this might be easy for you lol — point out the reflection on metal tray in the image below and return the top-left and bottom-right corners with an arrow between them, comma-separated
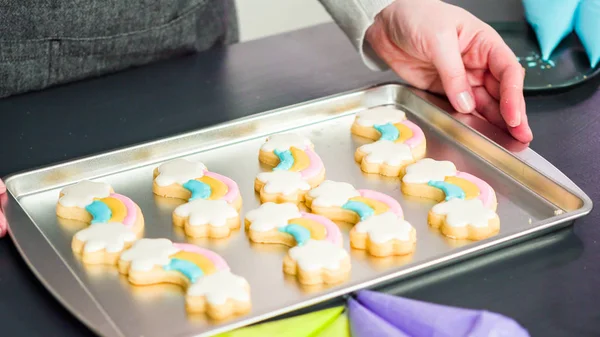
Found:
3,83 -> 592,337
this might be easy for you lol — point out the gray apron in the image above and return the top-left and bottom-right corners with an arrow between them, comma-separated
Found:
0,0 -> 238,98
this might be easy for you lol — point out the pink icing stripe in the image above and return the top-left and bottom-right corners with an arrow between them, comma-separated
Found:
401,120 -> 425,148
300,212 -> 342,245
173,243 -> 230,271
358,189 -> 403,218
456,172 -> 494,209
203,171 -> 240,203
109,193 -> 137,228
300,148 -> 324,179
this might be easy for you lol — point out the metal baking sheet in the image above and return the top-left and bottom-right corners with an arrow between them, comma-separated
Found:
3,83 -> 592,337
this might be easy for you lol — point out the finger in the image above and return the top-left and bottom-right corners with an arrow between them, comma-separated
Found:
430,31 -> 475,114
488,36 -> 525,127
467,69 -> 486,87
0,179 -> 5,194
472,86 -> 507,130
509,108 -> 533,143
474,86 -> 533,143
0,211 -> 6,237
484,71 -> 500,100
423,68 -> 486,95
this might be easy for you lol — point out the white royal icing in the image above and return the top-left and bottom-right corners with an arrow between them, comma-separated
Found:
355,106 -> 406,126
154,158 -> 207,187
74,223 -> 137,253
58,180 -> 111,208
432,198 -> 496,228
119,238 -> 180,271
308,180 -> 360,207
402,158 -> 457,184
187,270 -> 250,305
354,212 -> 413,243
256,171 -> 311,195
245,202 -> 302,232
358,140 -> 414,166
288,239 -> 348,272
260,133 -> 313,152
174,199 -> 238,227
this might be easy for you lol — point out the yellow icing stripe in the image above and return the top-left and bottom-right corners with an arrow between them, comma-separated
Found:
349,196 -> 389,215
98,197 -> 127,223
289,147 -> 310,172
197,176 -> 228,200
288,218 -> 327,240
393,123 -> 414,143
444,176 -> 480,199
169,251 -> 217,276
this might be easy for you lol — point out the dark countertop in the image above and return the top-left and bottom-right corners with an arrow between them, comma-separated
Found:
1,5 -> 600,337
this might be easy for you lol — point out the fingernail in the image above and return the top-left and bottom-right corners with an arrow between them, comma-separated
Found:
509,113 -> 521,127
526,127 -> 533,141
457,91 -> 475,113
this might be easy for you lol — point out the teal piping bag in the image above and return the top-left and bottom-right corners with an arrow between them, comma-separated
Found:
575,0 -> 600,68
522,0 -> 581,60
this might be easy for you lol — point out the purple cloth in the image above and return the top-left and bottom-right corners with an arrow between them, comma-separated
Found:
347,297 -> 410,337
355,290 -> 530,337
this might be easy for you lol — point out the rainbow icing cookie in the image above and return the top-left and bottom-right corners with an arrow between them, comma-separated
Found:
245,202 -> 350,285
401,158 -> 499,240
153,158 -> 242,210
118,239 -> 251,319
153,159 -> 242,238
255,133 -> 325,204
351,106 -> 426,177
173,199 -> 240,239
245,202 -> 342,247
305,180 -> 416,257
56,180 -> 144,265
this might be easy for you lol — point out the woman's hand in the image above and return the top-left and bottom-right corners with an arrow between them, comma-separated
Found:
0,179 -> 7,237
366,0 -> 532,143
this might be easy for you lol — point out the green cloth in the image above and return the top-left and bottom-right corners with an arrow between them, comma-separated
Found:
216,306 -> 344,337
314,312 -> 351,337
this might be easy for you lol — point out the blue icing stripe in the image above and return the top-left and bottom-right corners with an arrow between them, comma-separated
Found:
183,179 -> 212,200
163,259 -> 204,283
374,123 -> 399,141
342,200 -> 374,221
428,180 -> 465,201
279,224 -> 311,246
85,200 -> 111,224
273,149 -> 294,171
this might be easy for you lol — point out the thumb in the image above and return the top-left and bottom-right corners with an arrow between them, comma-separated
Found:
430,32 -> 475,114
